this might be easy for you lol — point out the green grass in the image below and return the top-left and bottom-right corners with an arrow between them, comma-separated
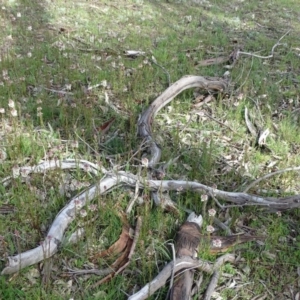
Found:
0,0 -> 300,299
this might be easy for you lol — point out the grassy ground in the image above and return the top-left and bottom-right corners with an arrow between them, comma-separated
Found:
0,0 -> 300,299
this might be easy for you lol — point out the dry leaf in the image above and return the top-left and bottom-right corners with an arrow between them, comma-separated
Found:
91,223 -> 131,261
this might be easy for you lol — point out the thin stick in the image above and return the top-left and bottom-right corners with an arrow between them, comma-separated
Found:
126,167 -> 142,214
147,55 -> 171,86
204,254 -> 237,300
203,112 -> 238,135
243,166 -> 300,192
167,243 -> 176,298
43,87 -> 74,95
203,270 -> 220,300
238,30 -> 291,59
74,131 -> 100,157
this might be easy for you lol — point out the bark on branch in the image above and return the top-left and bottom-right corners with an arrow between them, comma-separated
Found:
137,75 -> 228,167
2,169 -> 300,275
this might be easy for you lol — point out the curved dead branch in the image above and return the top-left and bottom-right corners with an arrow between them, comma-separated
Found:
137,75 -> 228,210
137,75 -> 228,167
3,169 -> 300,275
1,171 -> 119,275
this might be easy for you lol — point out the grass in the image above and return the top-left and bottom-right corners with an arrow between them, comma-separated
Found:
0,0 -> 300,299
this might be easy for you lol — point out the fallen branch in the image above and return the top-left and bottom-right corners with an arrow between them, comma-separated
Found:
137,74 -> 228,212
1,174 -> 120,275
1,159 -> 106,187
204,254 -> 236,300
2,169 -> 300,275
137,75 -> 228,167
128,256 -> 212,300
1,73 -> 299,282
170,213 -> 203,300
128,253 -> 235,300
112,172 -> 300,210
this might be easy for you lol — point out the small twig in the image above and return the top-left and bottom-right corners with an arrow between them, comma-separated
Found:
244,107 -> 257,137
209,189 -> 277,209
124,50 -> 146,58
66,267 -> 112,276
43,87 -> 74,95
213,253 -> 236,269
254,21 -> 268,28
259,279 -> 275,299
126,140 -> 148,165
147,55 -> 171,86
161,155 -> 181,173
238,30 -> 290,59
87,83 -> 103,91
102,129 -> 120,145
213,217 -> 232,235
209,190 -> 224,209
128,217 -> 142,259
243,166 -> 300,193
203,270 -> 220,300
126,167 -> 142,214
74,131 -> 100,156
203,112 -> 239,135
167,243 -> 176,298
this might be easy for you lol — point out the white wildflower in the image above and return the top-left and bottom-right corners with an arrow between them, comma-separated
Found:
12,165 -> 20,178
88,204 -> 97,212
80,209 -> 87,218
141,157 -> 148,167
212,239 -> 222,248
11,109 -> 18,117
207,225 -> 215,233
201,194 -> 208,202
208,208 -> 216,217
8,99 -> 15,108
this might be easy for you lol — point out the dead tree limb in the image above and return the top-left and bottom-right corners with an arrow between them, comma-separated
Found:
2,167 -> 300,275
128,253 -> 235,300
137,75 -> 228,167
170,213 -> 203,300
